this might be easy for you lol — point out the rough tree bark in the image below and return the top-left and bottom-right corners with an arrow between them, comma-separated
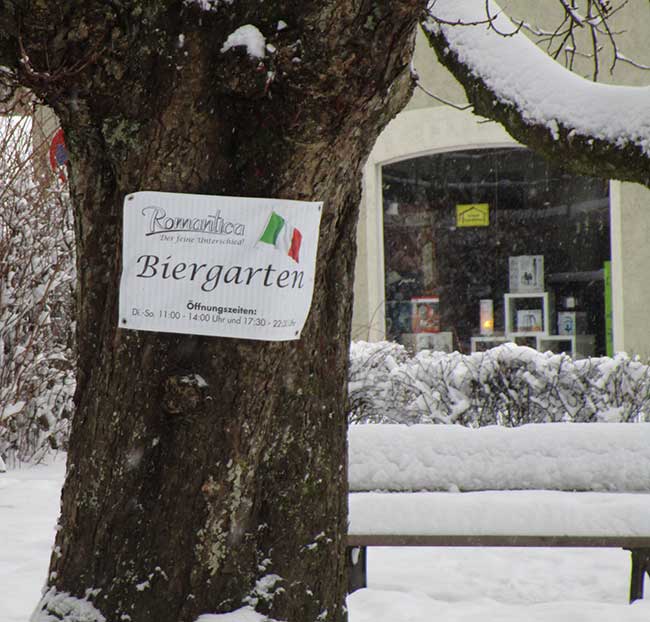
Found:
0,2 -> 423,621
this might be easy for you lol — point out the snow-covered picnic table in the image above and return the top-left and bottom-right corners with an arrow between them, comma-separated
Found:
347,423 -> 650,601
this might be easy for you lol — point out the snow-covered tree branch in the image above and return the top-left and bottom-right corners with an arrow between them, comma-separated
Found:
422,0 -> 650,187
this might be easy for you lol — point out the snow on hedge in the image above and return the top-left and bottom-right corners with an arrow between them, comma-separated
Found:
349,423 -> 650,492
349,341 -> 650,426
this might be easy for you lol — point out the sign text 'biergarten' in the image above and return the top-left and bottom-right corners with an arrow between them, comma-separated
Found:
118,191 -> 322,341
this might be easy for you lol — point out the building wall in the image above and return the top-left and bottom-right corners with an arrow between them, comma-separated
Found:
352,4 -> 650,358
610,181 -> 650,358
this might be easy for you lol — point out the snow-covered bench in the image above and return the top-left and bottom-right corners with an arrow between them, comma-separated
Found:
347,423 -> 650,602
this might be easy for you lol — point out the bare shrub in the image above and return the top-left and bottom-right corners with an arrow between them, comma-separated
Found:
349,341 -> 650,426
348,340 -> 411,424
0,104 -> 75,465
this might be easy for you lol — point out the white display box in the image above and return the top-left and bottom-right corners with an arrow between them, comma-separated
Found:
509,255 -> 544,293
402,331 -> 453,353
470,335 -> 509,353
504,292 -> 552,336
415,331 -> 453,353
516,309 -> 543,332
557,311 -> 588,335
511,336 -> 538,349
536,335 -> 595,359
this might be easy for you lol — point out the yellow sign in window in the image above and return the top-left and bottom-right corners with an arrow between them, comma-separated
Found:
456,203 -> 489,227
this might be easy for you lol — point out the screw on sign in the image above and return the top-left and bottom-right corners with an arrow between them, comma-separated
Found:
49,128 -> 68,182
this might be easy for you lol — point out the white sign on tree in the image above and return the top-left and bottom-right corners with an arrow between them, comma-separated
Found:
118,191 -> 322,341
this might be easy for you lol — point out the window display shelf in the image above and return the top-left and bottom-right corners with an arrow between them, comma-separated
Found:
380,149 -> 609,357
536,335 -> 595,359
504,292 -> 553,336
470,335 -> 509,353
403,331 -> 454,353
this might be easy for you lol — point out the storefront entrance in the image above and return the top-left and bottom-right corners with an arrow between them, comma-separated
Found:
382,147 -> 610,356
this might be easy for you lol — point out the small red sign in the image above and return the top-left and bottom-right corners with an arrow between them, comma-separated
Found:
49,128 -> 68,182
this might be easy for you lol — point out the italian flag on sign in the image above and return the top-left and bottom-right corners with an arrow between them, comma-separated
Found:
258,211 -> 303,263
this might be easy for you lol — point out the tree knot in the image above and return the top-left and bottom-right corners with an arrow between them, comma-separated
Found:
161,373 -> 208,416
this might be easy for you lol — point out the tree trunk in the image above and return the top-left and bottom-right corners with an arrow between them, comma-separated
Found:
10,3 -> 423,621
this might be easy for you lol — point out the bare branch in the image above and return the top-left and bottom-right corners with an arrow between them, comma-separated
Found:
426,0 -> 495,28
614,51 -> 650,71
410,65 -> 472,110
498,0 -> 644,80
16,30 -> 106,93
588,0 -> 601,80
483,0 -> 524,37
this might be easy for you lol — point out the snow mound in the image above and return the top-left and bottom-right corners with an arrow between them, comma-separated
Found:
349,423 -> 650,492
31,587 -> 106,622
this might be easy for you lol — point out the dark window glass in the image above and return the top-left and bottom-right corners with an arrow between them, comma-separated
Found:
382,147 -> 610,355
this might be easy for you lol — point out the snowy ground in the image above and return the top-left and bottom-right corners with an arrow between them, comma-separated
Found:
3,459 -> 650,622
1,457 -> 66,622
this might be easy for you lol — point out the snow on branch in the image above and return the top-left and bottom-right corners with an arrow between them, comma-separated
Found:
421,0 -> 650,187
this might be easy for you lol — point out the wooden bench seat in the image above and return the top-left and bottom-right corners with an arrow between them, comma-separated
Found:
346,423 -> 650,602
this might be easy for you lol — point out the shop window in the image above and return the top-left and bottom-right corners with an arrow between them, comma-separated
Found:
382,148 -> 610,356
